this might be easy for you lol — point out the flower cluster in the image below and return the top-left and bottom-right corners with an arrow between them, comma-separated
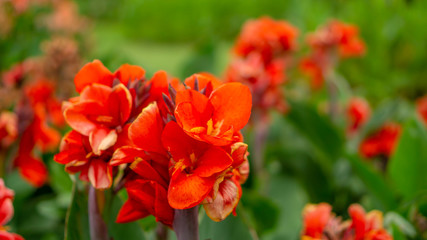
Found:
54,60 -> 252,226
300,20 -> 366,89
359,122 -> 401,159
0,179 -> 23,240
226,16 -> 298,115
301,203 -> 392,240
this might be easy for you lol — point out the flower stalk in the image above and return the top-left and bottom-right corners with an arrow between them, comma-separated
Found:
88,186 -> 109,240
173,207 -> 199,240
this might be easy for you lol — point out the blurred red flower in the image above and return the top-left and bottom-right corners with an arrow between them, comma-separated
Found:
343,204 -> 392,240
301,203 -> 333,239
416,95 -> 427,125
359,122 -> 401,159
307,20 -> 366,58
0,112 -> 17,149
0,179 -> 23,240
347,97 -> 371,134
234,16 -> 298,62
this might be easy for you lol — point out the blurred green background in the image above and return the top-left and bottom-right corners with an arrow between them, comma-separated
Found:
1,0 -> 427,239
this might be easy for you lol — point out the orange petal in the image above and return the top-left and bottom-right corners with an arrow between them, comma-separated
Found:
80,83 -> 112,102
87,158 -> 113,189
114,64 -> 145,85
203,178 -> 240,222
184,73 -> 222,90
107,84 -> 132,126
130,159 -> 168,187
110,146 -> 145,166
0,198 -> 13,226
63,101 -> 107,136
209,82 -> 252,131
168,172 -> 215,209
89,127 -> 117,155
193,146 -> 232,178
116,199 -> 150,223
161,121 -> 208,164
129,103 -> 165,155
15,154 -> 48,187
74,60 -> 114,93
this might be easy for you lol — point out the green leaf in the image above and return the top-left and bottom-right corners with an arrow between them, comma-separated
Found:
384,212 -> 416,238
65,183 -> 90,240
240,190 -> 279,236
199,208 -> 254,240
347,154 -> 398,210
107,194 -> 146,240
286,100 -> 343,169
388,118 -> 427,200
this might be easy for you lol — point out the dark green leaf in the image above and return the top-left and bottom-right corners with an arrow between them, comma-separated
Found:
388,118 -> 427,200
347,154 -> 398,210
64,183 -> 90,240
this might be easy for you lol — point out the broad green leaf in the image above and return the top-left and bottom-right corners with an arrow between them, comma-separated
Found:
65,183 -> 90,240
107,194 -> 146,240
388,118 -> 427,200
286,100 -> 343,169
199,208 -> 254,240
384,212 -> 416,238
263,175 -> 308,240
347,154 -> 398,210
240,190 -> 279,236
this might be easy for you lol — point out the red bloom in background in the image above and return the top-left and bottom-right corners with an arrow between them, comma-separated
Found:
174,82 -> 252,146
55,130 -> 113,189
301,203 -> 333,239
343,204 -> 392,240
0,112 -> 17,149
0,179 -> 14,227
226,53 -> 288,113
299,57 -> 324,90
416,95 -> 427,125
2,63 -> 25,88
301,203 -> 392,240
0,179 -> 23,240
25,79 -> 64,127
347,97 -> 371,134
359,122 -> 401,159
307,20 -> 366,58
234,16 -> 298,62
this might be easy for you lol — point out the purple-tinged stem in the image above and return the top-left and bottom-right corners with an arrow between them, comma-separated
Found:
173,207 -> 199,240
88,186 -> 109,240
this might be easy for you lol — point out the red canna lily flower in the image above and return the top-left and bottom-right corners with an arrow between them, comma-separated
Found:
342,204 -> 391,240
0,179 -> 23,240
234,16 -> 298,62
359,122 -> 401,159
0,179 -> 14,226
0,112 -> 17,149
64,83 -> 132,155
416,95 -> 427,126
307,20 -> 366,58
74,60 -> 145,93
162,121 -> 233,209
226,52 -> 288,113
25,79 -> 65,127
1,63 -> 25,88
111,103 -> 174,225
347,97 -> 371,134
174,81 -> 252,146
301,203 -> 333,239
203,142 -> 249,221
299,57 -> 325,90
54,130 -> 113,189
